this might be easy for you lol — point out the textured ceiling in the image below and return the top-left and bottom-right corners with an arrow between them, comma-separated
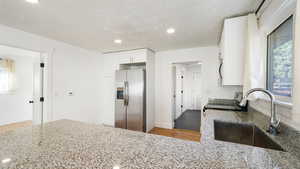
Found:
0,0 -> 261,52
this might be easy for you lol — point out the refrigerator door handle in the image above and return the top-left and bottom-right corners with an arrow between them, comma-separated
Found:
124,81 -> 127,106
124,81 -> 129,106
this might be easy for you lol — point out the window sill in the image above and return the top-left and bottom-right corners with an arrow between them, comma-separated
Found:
257,97 -> 293,109
0,90 -> 16,95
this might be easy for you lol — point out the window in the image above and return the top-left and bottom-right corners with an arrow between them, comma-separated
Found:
0,58 -> 16,94
267,16 -> 294,98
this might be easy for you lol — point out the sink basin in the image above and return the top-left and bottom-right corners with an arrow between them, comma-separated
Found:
214,120 -> 285,151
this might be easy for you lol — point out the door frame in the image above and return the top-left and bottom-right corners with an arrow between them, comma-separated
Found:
171,65 -> 176,128
32,52 -> 48,125
0,43 -> 52,125
170,61 -> 203,129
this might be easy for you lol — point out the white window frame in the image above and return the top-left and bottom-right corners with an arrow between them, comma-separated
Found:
0,58 -> 16,94
258,0 -> 296,106
266,15 -> 294,103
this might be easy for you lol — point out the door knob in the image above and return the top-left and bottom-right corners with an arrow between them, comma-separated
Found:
29,100 -> 34,104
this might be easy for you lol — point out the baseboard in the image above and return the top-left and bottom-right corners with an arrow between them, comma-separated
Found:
155,122 -> 173,129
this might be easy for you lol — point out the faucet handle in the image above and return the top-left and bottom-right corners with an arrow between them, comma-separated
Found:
267,124 -> 280,135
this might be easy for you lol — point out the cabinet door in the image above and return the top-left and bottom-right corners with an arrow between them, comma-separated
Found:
118,55 -> 132,64
118,51 -> 147,64
222,16 -> 247,86
132,53 -> 146,63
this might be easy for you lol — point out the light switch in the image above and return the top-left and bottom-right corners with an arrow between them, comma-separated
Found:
68,91 -> 74,96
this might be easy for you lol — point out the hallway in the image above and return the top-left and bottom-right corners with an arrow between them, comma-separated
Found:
174,110 -> 201,131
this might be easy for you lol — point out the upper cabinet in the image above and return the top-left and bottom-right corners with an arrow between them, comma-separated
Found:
117,50 -> 147,64
220,16 -> 247,86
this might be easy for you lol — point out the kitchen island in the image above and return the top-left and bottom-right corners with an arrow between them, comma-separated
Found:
0,109 -> 300,169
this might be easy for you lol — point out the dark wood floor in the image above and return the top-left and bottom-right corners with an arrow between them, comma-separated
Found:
149,127 -> 201,142
174,109 -> 201,131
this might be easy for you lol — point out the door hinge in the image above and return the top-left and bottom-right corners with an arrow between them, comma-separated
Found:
40,97 -> 44,102
40,63 -> 45,68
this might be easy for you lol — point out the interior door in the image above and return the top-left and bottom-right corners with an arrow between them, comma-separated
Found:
191,71 -> 202,110
32,56 -> 43,125
115,70 -> 127,129
126,69 -> 145,131
171,66 -> 176,127
175,66 -> 184,119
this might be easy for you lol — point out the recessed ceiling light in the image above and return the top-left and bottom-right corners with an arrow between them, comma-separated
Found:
2,158 -> 11,164
166,28 -> 175,34
114,39 -> 122,44
113,165 -> 120,169
26,0 -> 39,4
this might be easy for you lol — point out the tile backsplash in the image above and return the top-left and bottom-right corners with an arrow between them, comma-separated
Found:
249,99 -> 300,131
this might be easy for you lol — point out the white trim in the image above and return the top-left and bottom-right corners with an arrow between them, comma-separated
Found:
155,122 -> 173,129
260,0 -> 296,34
258,98 -> 293,109
169,60 -> 203,130
258,0 -> 295,110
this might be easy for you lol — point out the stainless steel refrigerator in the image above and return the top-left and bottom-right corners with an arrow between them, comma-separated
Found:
115,69 -> 146,132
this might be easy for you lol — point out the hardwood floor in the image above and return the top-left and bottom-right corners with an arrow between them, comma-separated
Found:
0,121 -> 32,134
149,127 -> 201,142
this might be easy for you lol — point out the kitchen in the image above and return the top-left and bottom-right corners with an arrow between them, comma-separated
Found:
0,0 -> 300,168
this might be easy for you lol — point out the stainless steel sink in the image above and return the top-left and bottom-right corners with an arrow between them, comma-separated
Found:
214,120 -> 285,151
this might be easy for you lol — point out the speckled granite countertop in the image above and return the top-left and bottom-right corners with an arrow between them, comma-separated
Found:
201,108 -> 300,169
0,108 -> 300,169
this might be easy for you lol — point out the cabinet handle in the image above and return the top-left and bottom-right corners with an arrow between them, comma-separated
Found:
219,62 -> 223,80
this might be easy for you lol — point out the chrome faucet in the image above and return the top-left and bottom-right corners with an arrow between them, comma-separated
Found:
239,88 -> 280,135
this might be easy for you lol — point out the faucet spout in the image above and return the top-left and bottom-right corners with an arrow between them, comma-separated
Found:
240,88 -> 280,135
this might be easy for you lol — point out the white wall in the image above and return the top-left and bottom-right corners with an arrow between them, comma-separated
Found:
0,24 -> 103,124
98,53 -> 117,126
0,47 -> 37,125
154,46 -> 242,128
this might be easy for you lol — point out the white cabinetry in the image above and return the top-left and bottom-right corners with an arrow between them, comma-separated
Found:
117,50 -> 147,64
220,16 -> 247,86
102,49 -> 155,132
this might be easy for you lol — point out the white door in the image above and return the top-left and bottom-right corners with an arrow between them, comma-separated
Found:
32,52 -> 49,125
171,66 -> 176,127
32,55 -> 43,125
191,71 -> 202,109
175,66 -> 185,118
184,66 -> 202,110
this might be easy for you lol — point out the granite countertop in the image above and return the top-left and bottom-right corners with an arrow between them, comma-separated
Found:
0,109 -> 300,169
201,108 -> 300,169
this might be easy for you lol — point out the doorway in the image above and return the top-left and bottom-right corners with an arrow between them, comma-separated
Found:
172,62 -> 202,132
0,45 -> 46,133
